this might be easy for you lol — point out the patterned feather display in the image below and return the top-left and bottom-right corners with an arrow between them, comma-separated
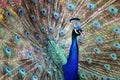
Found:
0,0 -> 120,80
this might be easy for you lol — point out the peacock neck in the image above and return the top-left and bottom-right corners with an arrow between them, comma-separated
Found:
62,32 -> 79,80
68,34 -> 78,64
72,34 -> 77,42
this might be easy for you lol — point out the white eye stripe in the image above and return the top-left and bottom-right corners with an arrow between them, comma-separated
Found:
74,29 -> 79,34
79,30 -> 81,34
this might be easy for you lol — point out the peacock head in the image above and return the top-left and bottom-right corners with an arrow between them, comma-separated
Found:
70,18 -> 83,36
72,26 -> 83,36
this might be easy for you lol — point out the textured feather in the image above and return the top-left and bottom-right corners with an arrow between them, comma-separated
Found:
0,0 -> 120,80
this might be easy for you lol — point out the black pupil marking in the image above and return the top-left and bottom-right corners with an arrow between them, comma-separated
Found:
98,39 -> 101,41
106,65 -> 108,67
115,44 -> 118,46
49,28 -> 52,31
7,48 -> 10,52
32,16 -> 35,19
69,5 -> 72,8
20,10 -> 23,13
7,12 -> 10,16
29,53 -> 31,56
34,76 -> 36,78
111,8 -> 114,11
17,36 -> 20,39
89,5 -> 91,8
7,68 -> 10,71
26,32 -> 30,35
115,29 -> 118,31
95,49 -> 98,51
112,55 -> 114,57
95,23 -> 97,25
21,69 -> 24,72
42,10 -> 45,13
55,14 -> 57,17
101,77 -> 103,80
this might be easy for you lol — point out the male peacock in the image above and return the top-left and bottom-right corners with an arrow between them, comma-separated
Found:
0,0 -> 120,80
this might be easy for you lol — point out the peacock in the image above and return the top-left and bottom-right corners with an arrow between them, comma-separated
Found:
0,0 -> 120,80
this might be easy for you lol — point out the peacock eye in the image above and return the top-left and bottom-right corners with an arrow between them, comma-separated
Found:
93,47 -> 101,54
53,11 -> 60,20
31,0 -> 37,3
113,27 -> 120,35
49,26 -> 54,33
59,29 -> 66,36
92,74 -> 98,78
4,66 -> 12,76
61,41 -> 68,48
106,78 -> 110,80
34,33 -> 40,40
47,0 -> 52,3
43,55 -> 49,61
80,74 -> 85,78
96,36 -> 104,44
32,75 -> 38,80
92,20 -> 101,29
100,77 -> 104,80
104,64 -> 111,70
87,2 -> 96,10
4,47 -> 12,56
24,30 -> 31,37
34,46 -> 40,53
46,68 -> 51,74
37,62 -> 42,69
67,2 -> 76,11
26,51 -> 34,59
5,11 -> 12,18
108,5 -> 118,15
110,53 -> 117,60
19,68 -> 26,77
41,8 -> 47,16
40,26 -> 46,33
86,58 -> 92,64
30,14 -> 37,22
14,34 -> 21,41
18,8 -> 25,16
6,48 -> 11,53
113,42 -> 120,49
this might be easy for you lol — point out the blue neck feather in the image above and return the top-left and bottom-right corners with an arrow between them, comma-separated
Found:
63,33 -> 79,80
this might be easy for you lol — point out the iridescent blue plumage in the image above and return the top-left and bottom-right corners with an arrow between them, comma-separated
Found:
63,20 -> 82,80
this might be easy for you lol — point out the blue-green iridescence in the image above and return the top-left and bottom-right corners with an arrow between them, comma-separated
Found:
108,5 -> 118,15
113,42 -> 120,49
32,75 -> 38,80
93,47 -> 101,54
113,27 -> 120,35
87,2 -> 96,10
53,11 -> 60,20
4,47 -> 12,57
96,36 -> 104,44
41,8 -> 47,16
104,64 -> 111,70
92,20 -> 101,29
13,34 -> 21,42
4,66 -> 12,76
19,68 -> 26,77
110,53 -> 117,60
67,2 -> 76,11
